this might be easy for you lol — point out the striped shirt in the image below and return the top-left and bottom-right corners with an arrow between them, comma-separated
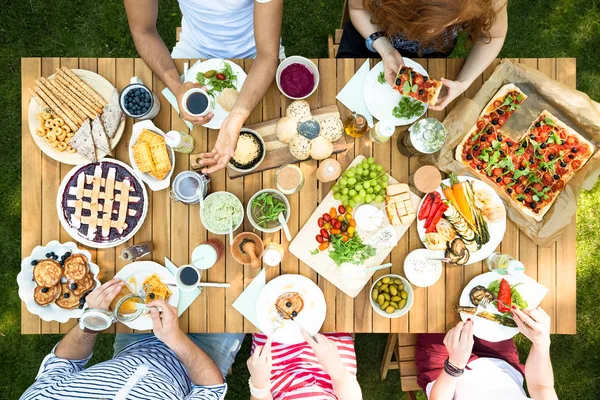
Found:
252,333 -> 357,400
21,336 -> 226,400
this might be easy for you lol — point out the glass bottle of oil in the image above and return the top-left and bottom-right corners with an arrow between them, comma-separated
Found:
343,112 -> 369,138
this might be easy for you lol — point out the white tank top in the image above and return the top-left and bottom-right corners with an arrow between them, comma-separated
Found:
176,0 -> 271,59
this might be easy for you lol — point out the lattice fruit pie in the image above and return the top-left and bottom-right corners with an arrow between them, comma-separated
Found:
58,159 -> 147,247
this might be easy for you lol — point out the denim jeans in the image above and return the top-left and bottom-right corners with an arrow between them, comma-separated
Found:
113,333 -> 245,378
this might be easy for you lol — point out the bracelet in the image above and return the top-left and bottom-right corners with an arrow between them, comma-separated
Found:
444,358 -> 464,377
248,377 -> 270,399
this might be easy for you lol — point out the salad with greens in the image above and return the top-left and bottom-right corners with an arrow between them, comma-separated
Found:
251,192 -> 287,229
392,96 -> 426,119
487,279 -> 528,311
196,62 -> 238,105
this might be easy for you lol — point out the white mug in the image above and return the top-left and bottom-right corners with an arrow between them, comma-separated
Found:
181,88 -> 213,117
175,265 -> 203,292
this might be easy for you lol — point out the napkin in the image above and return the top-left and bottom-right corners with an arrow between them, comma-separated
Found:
232,268 -> 266,330
164,257 -> 202,317
336,59 -> 375,128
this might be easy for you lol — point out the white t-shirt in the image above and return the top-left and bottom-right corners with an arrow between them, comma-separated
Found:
426,358 -> 530,400
172,0 -> 281,59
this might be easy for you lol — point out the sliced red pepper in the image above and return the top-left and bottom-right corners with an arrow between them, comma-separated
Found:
418,193 -> 435,221
424,196 -> 442,229
425,204 -> 448,233
497,278 -> 512,313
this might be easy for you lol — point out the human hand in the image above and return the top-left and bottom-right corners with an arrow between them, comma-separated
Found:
380,48 -> 405,87
512,307 -> 551,347
429,78 -> 470,111
85,279 -> 125,311
247,336 -> 273,389
301,328 -> 346,380
174,81 -> 214,126
198,114 -> 244,174
148,299 -> 184,348
443,319 -> 474,369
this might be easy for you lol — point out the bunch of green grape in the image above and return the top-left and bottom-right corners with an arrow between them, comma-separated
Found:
332,157 -> 389,208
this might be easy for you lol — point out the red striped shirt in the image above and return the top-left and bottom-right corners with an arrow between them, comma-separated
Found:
252,333 -> 357,400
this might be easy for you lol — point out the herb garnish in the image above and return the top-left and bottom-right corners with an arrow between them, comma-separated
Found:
328,234 -> 376,266
377,71 -> 386,84
392,96 -> 425,119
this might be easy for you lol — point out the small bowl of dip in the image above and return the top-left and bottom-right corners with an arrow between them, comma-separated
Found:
200,191 -> 244,235
228,128 -> 266,173
275,164 -> 304,195
276,56 -> 319,100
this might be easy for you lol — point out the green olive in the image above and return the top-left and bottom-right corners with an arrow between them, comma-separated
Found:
376,281 -> 382,287
390,301 -> 399,308
391,295 -> 401,302
377,294 -> 385,306
371,289 -> 379,300
389,286 -> 398,296
203,69 -> 216,78
382,277 -> 391,284
380,283 -> 388,291
398,299 -> 407,309
381,301 -> 390,310
394,278 -> 402,285
385,306 -> 396,314
400,290 -> 408,299
383,293 -> 390,301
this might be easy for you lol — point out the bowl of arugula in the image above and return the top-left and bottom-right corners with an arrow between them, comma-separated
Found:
247,189 -> 291,233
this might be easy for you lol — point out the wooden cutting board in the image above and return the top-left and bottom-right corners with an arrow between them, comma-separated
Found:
190,105 -> 352,178
288,155 -> 421,298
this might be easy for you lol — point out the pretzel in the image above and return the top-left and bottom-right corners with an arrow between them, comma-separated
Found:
61,67 -> 106,108
36,127 -> 47,137
43,77 -> 96,120
54,73 -> 104,116
35,82 -> 83,127
28,88 -> 79,132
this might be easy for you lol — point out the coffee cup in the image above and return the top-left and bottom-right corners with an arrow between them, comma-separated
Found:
175,265 -> 203,292
181,88 -> 213,117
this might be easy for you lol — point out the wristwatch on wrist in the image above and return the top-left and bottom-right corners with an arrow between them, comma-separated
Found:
248,377 -> 270,399
444,358 -> 465,377
365,31 -> 386,53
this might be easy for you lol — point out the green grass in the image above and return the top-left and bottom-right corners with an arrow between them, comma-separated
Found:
1,0 -> 600,398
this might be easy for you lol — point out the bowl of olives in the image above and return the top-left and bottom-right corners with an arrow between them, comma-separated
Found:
370,274 -> 413,318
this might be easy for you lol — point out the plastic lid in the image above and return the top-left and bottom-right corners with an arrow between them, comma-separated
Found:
377,120 -> 396,138
507,260 -> 525,277
164,131 -> 182,147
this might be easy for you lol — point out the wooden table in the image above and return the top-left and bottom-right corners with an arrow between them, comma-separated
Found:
21,57 -> 577,335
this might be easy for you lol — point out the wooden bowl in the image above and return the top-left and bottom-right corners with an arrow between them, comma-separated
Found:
231,232 -> 264,267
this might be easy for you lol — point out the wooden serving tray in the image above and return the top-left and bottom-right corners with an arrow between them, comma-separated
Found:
289,155 -> 421,298
190,105 -> 352,178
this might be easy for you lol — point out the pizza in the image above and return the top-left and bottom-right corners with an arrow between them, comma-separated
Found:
456,84 -> 594,221
393,66 -> 443,106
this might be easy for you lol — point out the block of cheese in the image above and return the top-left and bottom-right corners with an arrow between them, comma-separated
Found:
386,184 -> 416,226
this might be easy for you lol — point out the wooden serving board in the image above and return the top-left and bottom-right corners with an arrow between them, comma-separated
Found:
289,155 -> 421,298
190,105 -> 352,178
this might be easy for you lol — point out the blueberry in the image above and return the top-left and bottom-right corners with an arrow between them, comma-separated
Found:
149,293 -> 155,299
59,261 -> 64,266
45,253 -> 51,258
52,255 -> 58,260
144,102 -> 150,108
291,311 -> 298,317
71,283 -> 78,290
79,297 -> 86,304
78,304 -> 84,309
64,293 -> 70,299
31,260 -> 38,266
144,93 -> 151,100
41,287 -> 49,293
285,302 -> 292,308
64,252 -> 71,258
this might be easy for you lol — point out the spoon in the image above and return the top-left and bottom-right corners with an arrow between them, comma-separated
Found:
278,212 -> 292,241
364,263 -> 393,273
228,215 -> 234,247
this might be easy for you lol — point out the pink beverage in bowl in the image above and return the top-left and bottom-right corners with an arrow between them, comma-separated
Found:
191,239 -> 224,270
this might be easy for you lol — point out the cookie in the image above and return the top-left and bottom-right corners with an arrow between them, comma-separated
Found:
34,283 -> 62,306
33,259 -> 63,288
63,253 -> 89,281
71,273 -> 95,296
55,283 -> 82,309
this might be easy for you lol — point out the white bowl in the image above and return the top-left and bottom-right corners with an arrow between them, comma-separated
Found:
200,191 -> 244,235
228,128 -> 266,173
276,56 -> 319,100
247,189 -> 291,233
369,274 -> 414,318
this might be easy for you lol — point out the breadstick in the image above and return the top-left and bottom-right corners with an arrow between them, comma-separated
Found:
28,88 -> 79,132
59,67 -> 106,108
35,82 -> 83,127
44,77 -> 96,120
55,73 -> 103,115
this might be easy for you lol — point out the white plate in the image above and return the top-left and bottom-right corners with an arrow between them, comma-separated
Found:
363,59 -> 428,127
459,272 -> 548,342
17,241 -> 101,323
114,261 -> 180,330
129,120 -> 175,191
416,176 -> 506,265
28,69 -> 125,165
56,158 -> 149,249
403,249 -> 443,287
256,274 -> 326,344
184,59 -> 247,130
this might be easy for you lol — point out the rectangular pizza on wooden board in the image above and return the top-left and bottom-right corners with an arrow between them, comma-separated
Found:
288,155 -> 420,298
456,84 -> 594,222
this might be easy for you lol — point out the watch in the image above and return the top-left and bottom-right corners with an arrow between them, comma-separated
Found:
365,31 -> 387,53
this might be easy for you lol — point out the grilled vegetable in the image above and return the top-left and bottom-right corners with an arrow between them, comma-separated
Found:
419,193 -> 436,220
443,203 -> 479,252
449,173 -> 476,229
469,285 -> 495,306
425,203 -> 448,233
496,278 -> 512,313
454,306 -> 518,328
424,195 -> 442,229
436,219 -> 456,241
445,238 -> 469,265
464,181 -> 490,246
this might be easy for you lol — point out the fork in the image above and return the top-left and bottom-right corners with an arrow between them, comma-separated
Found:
474,297 -> 491,317
274,304 -> 316,341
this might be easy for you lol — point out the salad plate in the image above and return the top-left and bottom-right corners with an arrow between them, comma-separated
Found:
184,59 -> 247,130
363,59 -> 428,127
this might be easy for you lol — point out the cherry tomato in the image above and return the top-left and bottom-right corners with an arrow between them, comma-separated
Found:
492,168 -> 502,177
215,73 -> 226,80
329,208 -> 337,219
323,214 -> 331,222
345,213 -> 352,220
338,205 -> 346,215
498,115 -> 508,126
330,228 -> 341,235
324,222 -> 331,230
346,206 -> 353,213
348,232 -> 355,238
318,217 -> 324,228
347,226 -> 355,235
341,235 -> 349,243
349,219 -> 357,228
476,119 -> 486,130
341,222 -> 348,232
320,229 -> 329,239
337,215 -> 345,222
333,220 -> 342,229
319,242 -> 330,251
316,235 -> 324,243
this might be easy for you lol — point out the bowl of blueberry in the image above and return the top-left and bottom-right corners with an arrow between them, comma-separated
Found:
119,77 -> 159,119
